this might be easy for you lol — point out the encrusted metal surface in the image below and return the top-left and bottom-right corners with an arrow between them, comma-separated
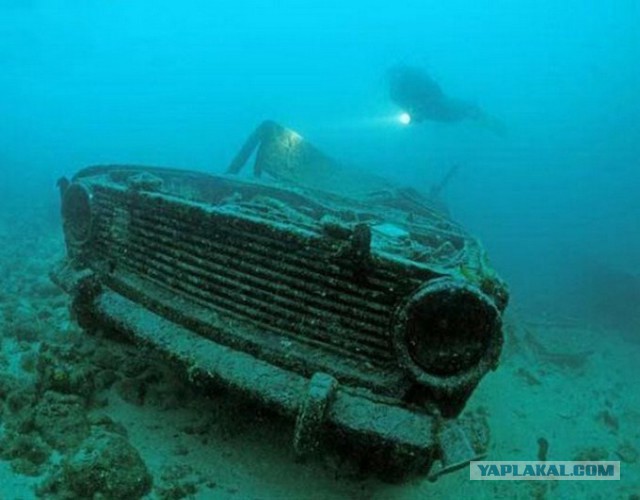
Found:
53,122 -> 509,477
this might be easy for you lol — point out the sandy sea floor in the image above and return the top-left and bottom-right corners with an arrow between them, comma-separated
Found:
0,205 -> 638,499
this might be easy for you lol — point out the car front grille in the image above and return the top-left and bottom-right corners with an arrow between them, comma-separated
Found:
87,184 -> 437,396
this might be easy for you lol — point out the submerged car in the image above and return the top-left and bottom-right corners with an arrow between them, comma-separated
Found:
52,121 -> 508,479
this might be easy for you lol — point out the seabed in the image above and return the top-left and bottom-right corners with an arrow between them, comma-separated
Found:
0,204 -> 638,499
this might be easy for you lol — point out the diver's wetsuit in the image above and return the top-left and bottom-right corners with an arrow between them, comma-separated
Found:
388,65 -> 483,123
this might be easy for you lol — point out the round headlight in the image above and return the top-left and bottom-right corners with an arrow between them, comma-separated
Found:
393,278 -> 502,389
62,183 -> 93,245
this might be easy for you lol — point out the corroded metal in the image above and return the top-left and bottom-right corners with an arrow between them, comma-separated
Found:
52,122 -> 509,479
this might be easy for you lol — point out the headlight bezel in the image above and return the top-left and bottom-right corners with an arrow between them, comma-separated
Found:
392,278 -> 503,393
62,182 -> 94,247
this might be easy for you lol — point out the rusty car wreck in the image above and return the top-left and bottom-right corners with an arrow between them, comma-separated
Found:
52,121 -> 509,479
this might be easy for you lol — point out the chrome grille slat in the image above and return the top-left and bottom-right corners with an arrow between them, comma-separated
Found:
92,235 -> 392,357
124,220 -> 392,324
94,193 -> 406,311
95,246 -> 392,364
89,186 -> 420,375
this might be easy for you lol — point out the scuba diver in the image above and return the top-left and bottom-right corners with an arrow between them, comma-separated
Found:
388,65 -> 506,136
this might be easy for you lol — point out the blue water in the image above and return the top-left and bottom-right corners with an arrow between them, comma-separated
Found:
3,1 -> 638,317
1,1 -> 639,498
